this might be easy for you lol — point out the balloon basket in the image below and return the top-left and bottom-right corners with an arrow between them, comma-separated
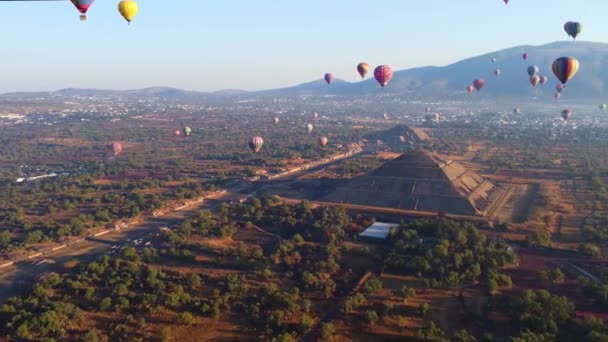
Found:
80,15 -> 87,21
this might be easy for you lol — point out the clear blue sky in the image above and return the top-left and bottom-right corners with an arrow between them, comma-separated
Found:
1,0 -> 607,92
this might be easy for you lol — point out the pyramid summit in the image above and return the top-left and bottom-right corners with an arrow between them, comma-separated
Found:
323,150 -> 508,217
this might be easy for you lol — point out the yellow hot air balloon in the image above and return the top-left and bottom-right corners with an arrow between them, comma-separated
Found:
118,0 -> 138,24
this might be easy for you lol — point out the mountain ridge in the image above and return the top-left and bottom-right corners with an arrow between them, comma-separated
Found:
2,41 -> 607,99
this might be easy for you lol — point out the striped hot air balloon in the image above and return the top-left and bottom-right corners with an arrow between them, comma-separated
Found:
70,0 -> 95,21
552,57 -> 579,85
357,63 -> 370,78
248,136 -> 264,153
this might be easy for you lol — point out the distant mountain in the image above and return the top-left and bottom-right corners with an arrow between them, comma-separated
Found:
3,41 -> 606,100
263,41 -> 608,99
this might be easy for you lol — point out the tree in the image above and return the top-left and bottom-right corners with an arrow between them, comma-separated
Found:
579,243 -> 601,258
419,303 -> 431,318
0,230 -> 11,248
83,329 -> 101,342
99,297 -> 112,311
453,329 -> 477,342
299,314 -> 314,331
321,322 -> 335,341
364,310 -> 379,325
176,312 -> 195,325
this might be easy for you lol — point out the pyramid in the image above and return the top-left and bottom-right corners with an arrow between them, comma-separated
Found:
323,150 -> 504,216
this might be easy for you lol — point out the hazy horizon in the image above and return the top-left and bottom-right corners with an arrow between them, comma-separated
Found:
1,0 -> 607,92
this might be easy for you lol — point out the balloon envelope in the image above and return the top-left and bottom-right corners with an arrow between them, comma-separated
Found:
530,76 -> 540,87
118,0 -> 138,23
324,73 -> 334,85
564,21 -> 582,39
561,109 -> 572,121
473,79 -> 485,92
522,53 -> 529,60
183,127 -> 192,137
527,66 -> 539,77
357,63 -> 370,78
467,85 -> 474,93
552,57 -> 579,84
248,136 -> 264,153
374,65 -> 394,87
318,136 -> 328,147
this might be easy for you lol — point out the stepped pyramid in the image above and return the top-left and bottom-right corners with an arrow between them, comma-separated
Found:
324,150 -> 505,216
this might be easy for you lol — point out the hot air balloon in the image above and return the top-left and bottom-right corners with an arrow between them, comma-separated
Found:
539,76 -> 548,85
552,57 -> 579,85
426,107 -> 431,113
374,65 -> 393,88
324,73 -> 334,85
318,136 -> 328,147
306,124 -> 314,135
274,117 -> 280,125
491,57 -> 497,63
494,69 -> 502,77
467,85 -> 474,93
564,21 -> 582,40
183,126 -> 192,137
426,113 -> 440,124
527,66 -> 539,77
561,109 -> 572,121
529,76 -> 540,87
175,130 -> 181,136
248,136 -> 264,153
504,0 -> 509,4
556,83 -> 565,93
522,53 -> 529,61
513,108 -> 521,114
473,79 -> 485,92
70,0 -> 94,21
312,112 -> 319,121
554,92 -> 561,100
357,63 -> 370,78
399,136 -> 407,143
600,104 -> 607,111
111,142 -> 122,156
383,113 -> 389,119
118,0 -> 138,24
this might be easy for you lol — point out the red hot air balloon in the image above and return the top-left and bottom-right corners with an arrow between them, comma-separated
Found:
522,53 -> 529,61
324,73 -> 334,85
248,136 -> 264,153
175,130 -> 181,136
473,79 -> 485,92
357,63 -> 370,78
70,0 -> 95,21
561,109 -> 572,121
111,142 -> 122,156
467,85 -> 474,93
374,65 -> 393,88
318,136 -> 328,147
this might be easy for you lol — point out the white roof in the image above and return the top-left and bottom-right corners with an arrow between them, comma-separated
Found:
360,222 -> 396,240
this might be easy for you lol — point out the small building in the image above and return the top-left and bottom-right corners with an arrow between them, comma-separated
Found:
359,222 -> 396,242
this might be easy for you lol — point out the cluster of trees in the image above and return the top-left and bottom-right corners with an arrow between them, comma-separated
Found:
0,197 -> 370,341
0,176 -> 216,251
499,289 -> 608,341
385,219 -> 516,289
579,277 -> 608,307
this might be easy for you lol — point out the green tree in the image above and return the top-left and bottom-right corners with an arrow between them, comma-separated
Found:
321,322 -> 335,341
83,329 -> 101,342
419,303 -> 431,318
364,310 -> 379,325
300,314 -> 314,331
99,297 -> 112,311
